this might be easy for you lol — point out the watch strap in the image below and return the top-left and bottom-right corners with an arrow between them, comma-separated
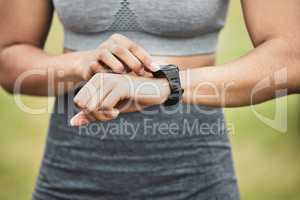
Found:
152,65 -> 184,106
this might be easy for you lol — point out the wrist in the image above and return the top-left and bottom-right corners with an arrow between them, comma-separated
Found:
55,50 -> 97,81
49,52 -> 82,81
179,70 -> 188,90
129,76 -> 170,105
69,51 -> 94,81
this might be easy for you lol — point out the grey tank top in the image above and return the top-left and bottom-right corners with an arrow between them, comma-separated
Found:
33,2 -> 240,199
53,0 -> 229,55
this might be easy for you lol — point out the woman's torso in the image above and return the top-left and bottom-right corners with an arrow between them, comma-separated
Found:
32,1 -> 239,200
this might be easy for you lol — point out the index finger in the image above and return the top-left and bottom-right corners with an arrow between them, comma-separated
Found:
110,34 -> 158,72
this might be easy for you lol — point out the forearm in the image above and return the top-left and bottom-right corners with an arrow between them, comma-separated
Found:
180,38 -> 300,107
0,44 -> 87,96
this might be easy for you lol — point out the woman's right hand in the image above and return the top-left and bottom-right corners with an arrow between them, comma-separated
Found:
72,33 -> 160,81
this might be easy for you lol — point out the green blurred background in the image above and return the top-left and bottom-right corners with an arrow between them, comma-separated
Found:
0,1 -> 299,200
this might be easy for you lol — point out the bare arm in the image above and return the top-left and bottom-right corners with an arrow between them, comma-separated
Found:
180,0 -> 300,107
71,0 -> 300,124
0,0 -> 89,96
0,1 -> 154,96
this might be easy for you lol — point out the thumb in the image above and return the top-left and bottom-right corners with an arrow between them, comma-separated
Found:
147,62 -> 161,72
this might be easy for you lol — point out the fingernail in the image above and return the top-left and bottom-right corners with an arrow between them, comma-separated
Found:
70,117 -> 77,126
150,62 -> 161,72
112,109 -> 120,118
70,112 -> 84,127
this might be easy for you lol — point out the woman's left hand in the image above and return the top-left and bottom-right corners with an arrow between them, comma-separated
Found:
70,73 -> 170,126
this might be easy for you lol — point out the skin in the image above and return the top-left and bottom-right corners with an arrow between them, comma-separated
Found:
0,1 -> 155,95
0,0 -> 300,126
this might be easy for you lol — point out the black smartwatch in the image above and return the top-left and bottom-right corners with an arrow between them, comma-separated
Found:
152,64 -> 184,106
